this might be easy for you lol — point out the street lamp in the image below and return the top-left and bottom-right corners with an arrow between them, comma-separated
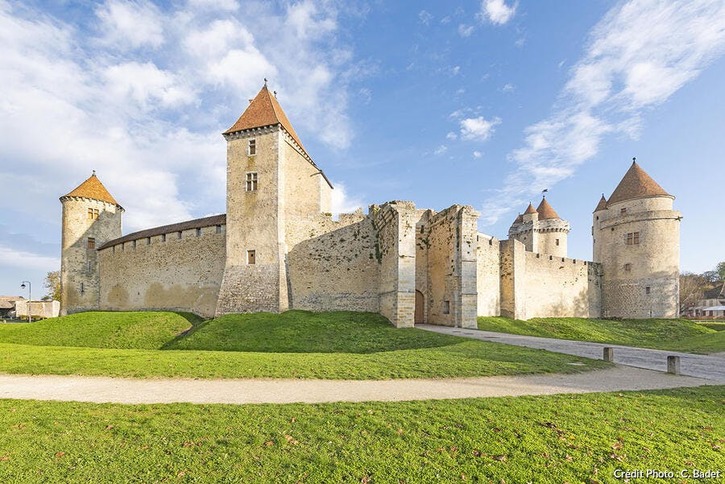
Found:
20,281 -> 31,323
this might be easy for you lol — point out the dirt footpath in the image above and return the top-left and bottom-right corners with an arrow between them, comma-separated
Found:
0,367 -> 717,405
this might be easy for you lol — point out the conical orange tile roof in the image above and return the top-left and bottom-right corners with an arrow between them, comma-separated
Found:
224,84 -> 305,152
608,160 -> 672,205
524,202 -> 537,215
536,197 -> 560,220
61,172 -> 121,207
594,194 -> 608,212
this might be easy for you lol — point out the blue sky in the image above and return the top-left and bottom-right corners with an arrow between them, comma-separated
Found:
1,0 -> 724,298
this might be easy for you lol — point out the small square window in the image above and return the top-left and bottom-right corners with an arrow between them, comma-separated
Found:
216,225 -> 222,234
87,237 -> 96,249
645,286 -> 651,295
624,263 -> 631,272
620,208 -> 627,214
247,250 -> 256,265
246,172 -> 258,191
248,139 -> 256,156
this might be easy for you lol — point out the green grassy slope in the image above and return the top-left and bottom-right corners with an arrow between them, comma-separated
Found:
0,386 -> 722,482
0,312 -> 199,349
165,311 -> 462,353
477,316 -> 724,353
0,311 -> 609,379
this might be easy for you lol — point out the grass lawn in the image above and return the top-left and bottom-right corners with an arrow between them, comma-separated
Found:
478,316 -> 725,354
0,311 -> 608,380
0,386 -> 722,482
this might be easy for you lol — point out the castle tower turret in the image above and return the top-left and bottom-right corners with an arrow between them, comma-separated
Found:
59,172 -> 123,315
508,198 -> 570,256
534,197 -> 569,257
215,83 -> 333,315
594,159 -> 681,318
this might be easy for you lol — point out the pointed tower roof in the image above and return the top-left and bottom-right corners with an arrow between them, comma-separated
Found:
607,160 -> 672,205
60,172 -> 122,208
524,203 -> 537,215
594,194 -> 608,212
513,213 -> 523,224
224,84 -> 305,151
536,197 -> 560,220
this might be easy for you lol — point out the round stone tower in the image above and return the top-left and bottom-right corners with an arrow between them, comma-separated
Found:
593,159 -> 681,318
508,197 -> 570,257
59,172 -> 123,315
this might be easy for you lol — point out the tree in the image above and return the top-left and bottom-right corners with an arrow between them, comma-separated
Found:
679,272 -> 710,314
44,270 -> 61,302
717,261 -> 725,282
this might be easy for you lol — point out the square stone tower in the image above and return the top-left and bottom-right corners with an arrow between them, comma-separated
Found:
215,83 -> 333,315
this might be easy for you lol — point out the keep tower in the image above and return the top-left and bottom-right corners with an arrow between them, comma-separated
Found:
216,83 -> 333,315
508,197 -> 570,257
59,172 -> 123,315
593,159 -> 681,318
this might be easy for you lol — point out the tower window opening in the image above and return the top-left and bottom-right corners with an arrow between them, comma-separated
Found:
196,228 -> 202,237
248,139 -> 256,156
161,234 -> 166,242
624,263 -> 632,272
177,231 -> 182,240
443,300 -> 450,315
87,237 -> 96,249
246,172 -> 258,191
146,237 -> 151,245
132,240 -> 137,249
645,286 -> 651,295
555,238 -> 560,246
80,283 -> 84,294
215,225 -> 222,234
87,208 -> 100,220
247,250 -> 256,265
625,232 -> 640,245
620,208 -> 627,214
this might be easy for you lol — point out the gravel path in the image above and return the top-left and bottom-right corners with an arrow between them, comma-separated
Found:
417,325 -> 725,382
0,367 -> 717,404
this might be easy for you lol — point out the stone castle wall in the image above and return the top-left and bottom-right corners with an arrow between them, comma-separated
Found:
500,239 -> 601,320
98,224 -> 226,318
476,234 -> 501,317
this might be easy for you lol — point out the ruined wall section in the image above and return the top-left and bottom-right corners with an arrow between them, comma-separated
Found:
98,225 -> 226,318
423,205 -> 478,328
287,215 -> 380,312
476,234 -> 500,317
373,202 -> 417,328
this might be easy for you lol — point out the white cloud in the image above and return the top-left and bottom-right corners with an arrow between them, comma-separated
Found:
103,62 -> 196,109
480,0 -> 517,26
418,10 -> 433,26
186,0 -> 239,11
434,145 -> 448,155
473,151 -> 483,158
446,131 -> 458,140
501,83 -> 515,93
458,24 -> 474,37
480,0 -> 725,225
96,0 -> 164,49
460,116 -> 501,141
330,182 -> 364,216
0,245 -> 59,271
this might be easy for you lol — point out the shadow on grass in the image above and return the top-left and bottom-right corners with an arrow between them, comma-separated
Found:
161,310 -> 465,355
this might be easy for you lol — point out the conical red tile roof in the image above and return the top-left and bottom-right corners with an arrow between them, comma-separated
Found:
608,161 -> 672,205
224,84 -> 305,152
524,203 -> 537,215
594,194 -> 608,212
536,197 -> 560,220
61,172 -> 121,207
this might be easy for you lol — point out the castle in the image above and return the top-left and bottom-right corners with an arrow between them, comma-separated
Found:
59,84 -> 681,327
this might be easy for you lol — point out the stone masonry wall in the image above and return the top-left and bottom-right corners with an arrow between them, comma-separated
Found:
287,216 -> 380,312
98,225 -> 225,317
476,234 -> 500,317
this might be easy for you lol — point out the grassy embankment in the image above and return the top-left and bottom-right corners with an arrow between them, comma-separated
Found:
0,311 -> 608,379
478,316 -> 725,354
0,386 -> 722,482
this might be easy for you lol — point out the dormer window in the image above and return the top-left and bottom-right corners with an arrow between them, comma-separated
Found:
246,172 -> 258,191
248,139 -> 256,156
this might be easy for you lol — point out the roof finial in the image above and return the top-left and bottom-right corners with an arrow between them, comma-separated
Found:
264,77 -> 268,86
92,170 -> 96,176
542,188 -> 548,198
632,156 -> 636,164
273,90 -> 277,97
